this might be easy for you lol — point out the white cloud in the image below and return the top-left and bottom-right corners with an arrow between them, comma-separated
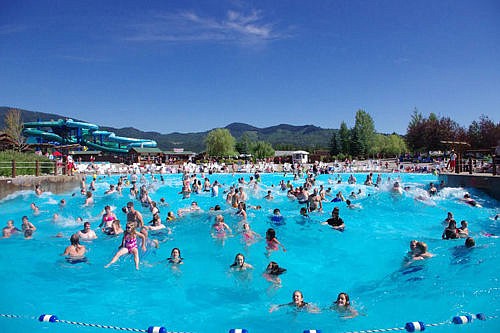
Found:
125,9 -> 288,45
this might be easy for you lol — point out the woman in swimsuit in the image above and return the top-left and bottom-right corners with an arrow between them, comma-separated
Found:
167,247 -> 183,265
331,292 -> 358,318
269,290 -> 319,313
263,261 -> 286,286
99,205 -> 117,233
105,224 -> 146,270
241,223 -> 260,245
229,253 -> 253,271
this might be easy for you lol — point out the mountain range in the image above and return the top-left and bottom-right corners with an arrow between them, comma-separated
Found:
0,106 -> 336,152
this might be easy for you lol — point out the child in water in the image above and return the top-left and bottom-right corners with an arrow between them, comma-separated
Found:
265,228 -> 286,256
331,292 -> 358,318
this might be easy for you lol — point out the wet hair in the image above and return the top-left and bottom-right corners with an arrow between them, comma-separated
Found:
273,208 -> 280,214
465,237 -> 475,248
335,292 -> 351,307
70,233 -> 80,245
170,247 -> 181,257
415,241 -> 428,253
230,253 -> 245,267
266,261 -> 287,275
346,199 -> 351,205
214,205 -> 221,211
266,228 -> 276,240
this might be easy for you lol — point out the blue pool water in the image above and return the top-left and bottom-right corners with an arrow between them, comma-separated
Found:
0,172 -> 499,333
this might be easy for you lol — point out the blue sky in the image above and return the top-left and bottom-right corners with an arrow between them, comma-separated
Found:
1,0 -> 498,135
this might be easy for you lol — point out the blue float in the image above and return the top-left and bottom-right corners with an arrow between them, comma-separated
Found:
38,314 -> 58,323
452,315 -> 473,324
147,326 -> 166,333
475,313 -> 486,320
405,321 -> 425,332
229,329 -> 248,333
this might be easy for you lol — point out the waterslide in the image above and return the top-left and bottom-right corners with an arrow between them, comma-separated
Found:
24,119 -> 157,153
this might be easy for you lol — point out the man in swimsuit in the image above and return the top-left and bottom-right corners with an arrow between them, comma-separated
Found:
126,202 -> 144,228
322,207 -> 345,231
78,222 -> 98,240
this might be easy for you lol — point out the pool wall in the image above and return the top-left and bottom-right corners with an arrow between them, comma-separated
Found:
0,175 -> 79,199
439,173 -> 500,200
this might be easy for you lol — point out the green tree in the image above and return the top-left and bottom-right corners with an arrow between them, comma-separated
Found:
386,134 -> 407,156
338,121 -> 351,154
235,131 -> 258,155
205,128 -> 237,158
467,115 -> 500,149
329,132 -> 340,156
250,141 -> 275,160
2,108 -> 26,151
353,109 -> 376,156
349,128 -> 363,157
406,108 -> 425,151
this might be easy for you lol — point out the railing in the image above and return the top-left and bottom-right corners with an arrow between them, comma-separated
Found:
0,160 -> 60,177
456,156 -> 499,175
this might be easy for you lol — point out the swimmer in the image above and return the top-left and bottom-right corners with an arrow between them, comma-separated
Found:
331,292 -> 358,319
105,224 -> 146,270
166,211 -> 176,221
299,207 -> 309,218
211,215 -> 232,240
442,220 -> 458,240
229,253 -> 253,271
21,216 -> 36,233
443,212 -> 454,225
270,208 -> 285,226
177,201 -> 202,217
167,247 -> 183,265
125,202 -> 144,229
78,222 -> 98,240
263,261 -> 287,286
322,207 -> 345,231
104,184 -> 116,194
241,223 -> 260,245
265,228 -> 286,255
30,202 -> 40,215
99,205 -> 117,233
461,193 -> 478,207
106,219 -> 123,236
264,190 -> 274,200
2,220 -> 20,238
84,191 -> 94,206
411,241 -> 433,260
465,237 -> 475,248
35,184 -> 43,196
458,220 -> 469,238
236,202 -> 247,220
345,199 -> 361,209
269,290 -> 320,313
62,234 -> 87,262
24,229 -> 34,239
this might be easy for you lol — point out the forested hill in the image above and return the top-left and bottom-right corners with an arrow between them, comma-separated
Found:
0,107 -> 336,152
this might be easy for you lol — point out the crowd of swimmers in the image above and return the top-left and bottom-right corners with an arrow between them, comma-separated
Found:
2,166 -> 495,319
